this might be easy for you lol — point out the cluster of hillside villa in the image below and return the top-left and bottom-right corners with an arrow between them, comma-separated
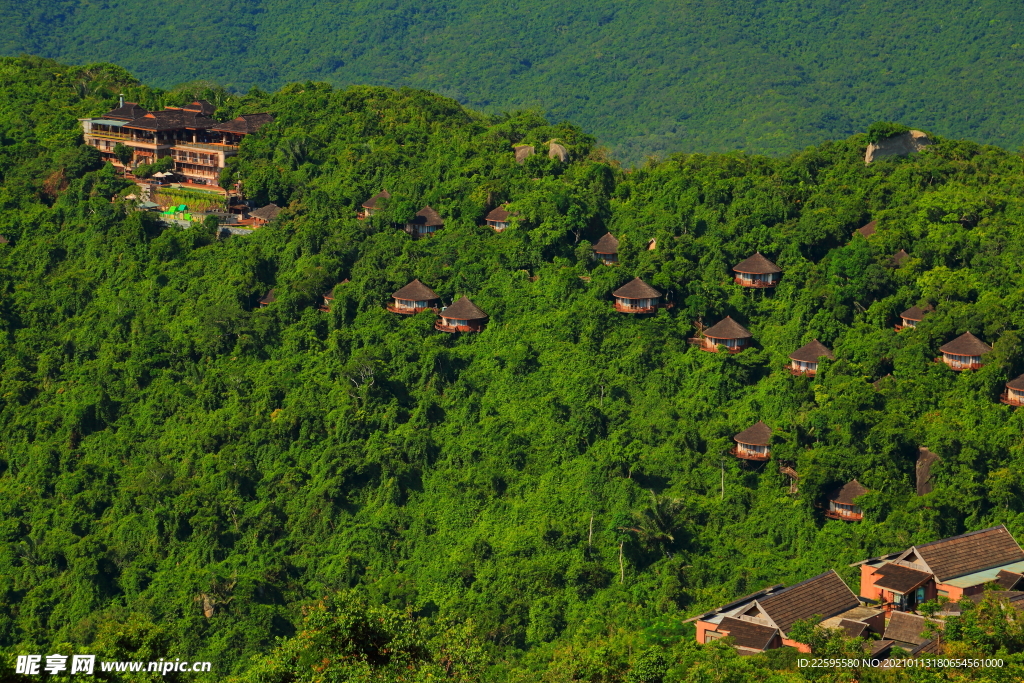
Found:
71,109 -> 1024,663
689,525 -> 1024,661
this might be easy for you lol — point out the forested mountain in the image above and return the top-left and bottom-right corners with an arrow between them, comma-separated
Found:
2,55 -> 1024,682
5,1 -> 1024,161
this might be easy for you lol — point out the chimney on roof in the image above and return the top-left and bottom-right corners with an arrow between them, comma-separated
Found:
119,94 -> 124,108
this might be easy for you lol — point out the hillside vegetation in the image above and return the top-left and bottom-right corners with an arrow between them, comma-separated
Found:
5,1 -> 1024,161
1,55 -> 1024,681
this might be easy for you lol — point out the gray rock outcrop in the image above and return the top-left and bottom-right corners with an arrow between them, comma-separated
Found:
865,130 -> 932,164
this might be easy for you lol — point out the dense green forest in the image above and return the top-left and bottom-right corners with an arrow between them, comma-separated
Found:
2,55 -> 1024,682
5,1 -> 1024,161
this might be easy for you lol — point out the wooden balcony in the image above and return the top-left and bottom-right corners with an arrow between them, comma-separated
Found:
690,338 -> 748,353
386,304 -> 436,315
825,508 -> 863,522
172,153 -> 218,166
731,446 -> 769,461
789,365 -> 818,377
173,141 -> 238,152
435,320 -> 484,333
89,130 -> 132,142
894,321 -> 915,331
1000,391 -> 1024,407
938,357 -> 982,371
734,276 -> 778,288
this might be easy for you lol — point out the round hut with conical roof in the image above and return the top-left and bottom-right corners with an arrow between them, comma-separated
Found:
733,253 -> 781,288
939,332 -> 991,371
1001,374 -> 1024,407
789,339 -> 834,376
825,480 -> 869,521
891,249 -> 910,267
732,421 -> 772,461
695,316 -> 753,353
592,233 -> 619,265
484,206 -> 511,232
856,220 -> 876,238
435,296 -> 488,333
405,206 -> 444,238
895,305 -> 931,331
612,278 -> 667,313
359,190 -> 390,219
258,289 -> 276,307
388,280 -> 441,314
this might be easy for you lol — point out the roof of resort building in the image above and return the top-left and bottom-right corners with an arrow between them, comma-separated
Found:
733,252 -> 781,274
392,279 -> 439,301
734,421 -> 771,446
612,277 -> 660,299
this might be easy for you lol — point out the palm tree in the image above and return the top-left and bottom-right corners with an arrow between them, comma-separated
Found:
619,490 -> 684,559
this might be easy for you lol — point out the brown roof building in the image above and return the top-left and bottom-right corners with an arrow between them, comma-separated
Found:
732,421 -> 771,461
80,101 -> 271,187
435,296 -> 488,333
856,220 -> 877,238
939,332 -> 991,371
891,249 -> 910,266
691,570 -> 866,654
995,570 -> 1024,591
789,340 -> 834,377
884,612 -> 940,649
693,316 -> 753,353
250,204 -> 281,226
592,233 -> 619,265
708,617 -> 781,652
733,253 -> 782,288
258,289 -> 277,306
825,480 -> 868,521
612,278 -> 667,314
405,206 -> 444,238
1002,373 -> 1024,407
484,206 -> 512,232
856,525 -> 1024,611
388,279 -> 441,315
104,101 -> 149,121
896,305 -> 931,331
359,190 -> 390,219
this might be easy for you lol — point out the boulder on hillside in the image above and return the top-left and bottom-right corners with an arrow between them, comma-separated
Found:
514,145 -> 535,164
547,140 -> 569,163
865,130 -> 932,164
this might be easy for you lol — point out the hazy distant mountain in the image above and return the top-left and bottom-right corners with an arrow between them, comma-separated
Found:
5,0 -> 1024,161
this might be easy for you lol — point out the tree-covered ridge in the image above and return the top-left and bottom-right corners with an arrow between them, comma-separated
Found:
5,1 -> 1024,161
0,56 -> 1023,682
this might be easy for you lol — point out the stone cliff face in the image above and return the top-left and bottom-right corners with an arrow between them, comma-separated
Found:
865,130 -> 932,164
